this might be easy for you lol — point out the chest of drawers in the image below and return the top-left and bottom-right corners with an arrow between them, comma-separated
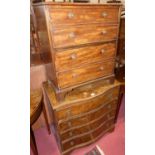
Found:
33,2 -> 122,101
43,80 -> 123,155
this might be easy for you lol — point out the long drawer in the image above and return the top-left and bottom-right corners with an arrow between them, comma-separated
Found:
55,42 -> 116,72
51,24 -> 118,48
57,60 -> 115,88
55,86 -> 119,121
60,110 -> 116,141
48,6 -> 119,26
58,100 -> 117,132
62,133 -> 92,151
61,117 -> 115,152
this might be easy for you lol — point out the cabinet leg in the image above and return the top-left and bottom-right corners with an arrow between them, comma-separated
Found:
43,103 -> 51,135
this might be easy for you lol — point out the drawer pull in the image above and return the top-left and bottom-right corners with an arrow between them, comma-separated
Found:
83,92 -> 89,97
69,132 -> 73,136
102,12 -> 108,17
68,12 -> 74,19
70,53 -> 77,60
101,49 -> 105,54
90,92 -> 96,97
102,30 -> 107,35
69,32 -> 75,38
68,122 -> 72,127
100,66 -> 104,71
108,104 -> 112,109
72,73 -> 77,78
107,114 -> 111,119
70,141 -> 74,146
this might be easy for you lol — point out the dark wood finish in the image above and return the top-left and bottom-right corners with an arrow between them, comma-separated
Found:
43,80 -> 124,155
33,3 -> 122,101
115,17 -> 125,81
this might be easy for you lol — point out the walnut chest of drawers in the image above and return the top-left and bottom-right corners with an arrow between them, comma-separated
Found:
33,2 -> 122,101
43,80 -> 123,155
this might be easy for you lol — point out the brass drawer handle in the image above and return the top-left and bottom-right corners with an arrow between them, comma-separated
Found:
72,73 -> 77,78
102,30 -> 107,35
70,141 -> 74,146
69,32 -> 75,38
68,122 -> 72,127
68,12 -> 74,19
69,132 -> 73,136
100,66 -> 104,71
101,49 -> 105,54
102,12 -> 108,17
70,53 -> 77,60
83,92 -> 89,97
90,92 -> 96,97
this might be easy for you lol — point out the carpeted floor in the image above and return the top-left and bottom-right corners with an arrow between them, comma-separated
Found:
31,95 -> 125,155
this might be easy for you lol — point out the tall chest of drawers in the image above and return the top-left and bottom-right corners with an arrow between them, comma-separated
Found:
33,2 -> 122,101
33,2 -> 123,154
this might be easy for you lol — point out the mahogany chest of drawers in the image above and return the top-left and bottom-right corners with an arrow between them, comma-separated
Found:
33,2 -> 122,101
43,80 -> 123,155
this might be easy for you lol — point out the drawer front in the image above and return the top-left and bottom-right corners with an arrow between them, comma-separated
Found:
57,60 -> 115,88
52,25 -> 118,48
60,109 -> 116,142
55,86 -> 119,121
58,101 -> 117,132
92,118 -> 115,139
62,133 -> 92,151
89,110 -> 116,130
60,125 -> 90,141
55,42 -> 116,72
58,115 -> 88,131
48,7 -> 119,26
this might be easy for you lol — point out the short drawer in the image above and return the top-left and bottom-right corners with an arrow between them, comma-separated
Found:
58,116 -> 88,132
57,60 -> 115,89
55,86 -> 119,121
92,118 -> 115,139
55,42 -> 116,72
52,25 -> 118,48
48,6 -> 119,26
60,125 -> 90,142
89,110 -> 116,130
62,133 -> 92,151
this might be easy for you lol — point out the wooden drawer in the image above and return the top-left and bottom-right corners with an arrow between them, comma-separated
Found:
55,42 -> 116,72
62,133 -> 92,151
57,101 -> 117,132
60,125 -> 90,142
58,115 -> 88,132
55,86 -> 119,121
89,110 -> 116,130
92,118 -> 115,139
52,25 -> 118,48
60,109 -> 116,142
48,6 -> 119,26
57,60 -> 115,89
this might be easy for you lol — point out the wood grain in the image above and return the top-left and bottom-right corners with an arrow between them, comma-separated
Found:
48,6 -> 119,26
57,59 -> 115,88
52,24 -> 118,48
55,42 -> 116,72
